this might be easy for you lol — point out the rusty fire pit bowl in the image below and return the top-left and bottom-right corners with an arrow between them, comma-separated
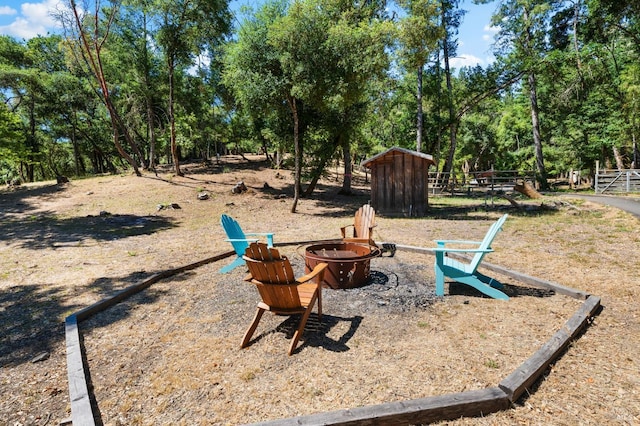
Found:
304,242 -> 381,289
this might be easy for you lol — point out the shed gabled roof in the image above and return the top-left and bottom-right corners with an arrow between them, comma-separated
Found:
361,147 -> 435,168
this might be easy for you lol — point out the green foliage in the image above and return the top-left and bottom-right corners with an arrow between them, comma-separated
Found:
224,0 -> 392,186
1,0 -> 640,187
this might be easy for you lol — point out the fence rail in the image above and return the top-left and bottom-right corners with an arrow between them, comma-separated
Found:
594,162 -> 640,194
427,170 -> 536,194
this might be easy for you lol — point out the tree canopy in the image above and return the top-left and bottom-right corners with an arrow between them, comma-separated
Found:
1,0 -> 638,196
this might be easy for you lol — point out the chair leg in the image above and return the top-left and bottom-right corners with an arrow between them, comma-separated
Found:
434,257 -> 446,296
288,294 -> 318,356
456,275 -> 509,300
476,271 -> 504,289
220,256 -> 246,274
241,307 -> 265,348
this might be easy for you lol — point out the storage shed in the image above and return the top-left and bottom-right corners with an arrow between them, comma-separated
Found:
362,147 -> 435,217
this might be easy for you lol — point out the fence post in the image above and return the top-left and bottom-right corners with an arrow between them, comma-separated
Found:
627,171 -> 631,192
595,161 -> 600,193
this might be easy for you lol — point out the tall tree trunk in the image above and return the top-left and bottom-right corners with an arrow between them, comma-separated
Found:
27,97 -> 36,182
528,71 -> 548,189
632,117 -> 639,168
168,58 -> 182,176
416,65 -> 423,152
522,6 -> 548,190
441,25 -> 457,185
572,0 -> 584,88
142,14 -> 157,171
612,145 -> 625,170
146,96 -> 157,170
289,96 -> 301,213
340,139 -> 352,195
70,0 -> 142,176
71,111 -> 80,175
434,50 -> 443,176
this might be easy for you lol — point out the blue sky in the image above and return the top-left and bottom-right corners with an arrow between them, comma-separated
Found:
0,0 -> 498,68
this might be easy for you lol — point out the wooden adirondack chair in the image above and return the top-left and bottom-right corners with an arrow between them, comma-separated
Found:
219,214 -> 274,273
341,204 -> 377,245
433,214 -> 509,300
241,243 -> 328,355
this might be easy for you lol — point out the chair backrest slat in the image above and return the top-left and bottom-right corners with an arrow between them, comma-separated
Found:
244,243 -> 303,310
354,205 -> 375,239
221,214 -> 249,255
256,282 -> 301,309
244,244 -> 296,284
470,214 -> 508,270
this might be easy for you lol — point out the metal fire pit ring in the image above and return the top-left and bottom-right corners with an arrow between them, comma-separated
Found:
304,241 -> 381,289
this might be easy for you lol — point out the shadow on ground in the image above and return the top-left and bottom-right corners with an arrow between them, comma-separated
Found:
244,314 -> 364,354
448,281 -> 556,299
0,270 -> 166,367
0,213 -> 176,249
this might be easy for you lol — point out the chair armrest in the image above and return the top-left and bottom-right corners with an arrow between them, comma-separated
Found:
225,238 -> 259,243
296,262 -> 329,284
340,225 -> 354,238
432,247 -> 494,254
244,233 -> 274,247
434,239 -> 483,246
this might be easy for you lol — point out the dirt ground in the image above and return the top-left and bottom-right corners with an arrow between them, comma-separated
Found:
1,155 -> 639,425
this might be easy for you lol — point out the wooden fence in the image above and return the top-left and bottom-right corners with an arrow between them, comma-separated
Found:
428,170 -> 536,195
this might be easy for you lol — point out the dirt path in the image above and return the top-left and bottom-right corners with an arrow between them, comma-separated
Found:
565,193 -> 640,219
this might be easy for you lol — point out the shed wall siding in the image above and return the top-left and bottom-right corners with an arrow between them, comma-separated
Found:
368,151 -> 430,217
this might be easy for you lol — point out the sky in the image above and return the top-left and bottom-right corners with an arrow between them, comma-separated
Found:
0,0 -> 498,69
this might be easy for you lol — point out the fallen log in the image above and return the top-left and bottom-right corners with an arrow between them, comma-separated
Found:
514,181 -> 542,199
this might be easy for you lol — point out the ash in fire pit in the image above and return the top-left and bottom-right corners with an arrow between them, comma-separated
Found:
304,242 -> 381,289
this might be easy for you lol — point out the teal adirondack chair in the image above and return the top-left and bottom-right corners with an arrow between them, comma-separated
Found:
433,214 -> 509,300
219,214 -> 274,273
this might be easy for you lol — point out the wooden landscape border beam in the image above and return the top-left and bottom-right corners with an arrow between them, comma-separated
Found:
499,295 -> 601,401
64,249 -> 235,425
251,387 -> 510,426
65,240 -> 601,426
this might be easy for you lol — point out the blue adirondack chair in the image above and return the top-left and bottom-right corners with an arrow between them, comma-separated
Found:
433,214 -> 509,300
219,214 -> 274,273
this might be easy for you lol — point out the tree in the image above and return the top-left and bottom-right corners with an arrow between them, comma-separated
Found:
483,0 -> 559,189
152,0 -> 231,176
0,99 -> 24,183
0,35 -> 42,181
111,3 -> 165,170
225,0 -> 392,211
438,0 -> 465,182
64,0 -> 144,175
396,0 -> 442,153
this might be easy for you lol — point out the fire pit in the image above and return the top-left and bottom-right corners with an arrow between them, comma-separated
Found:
304,242 -> 381,289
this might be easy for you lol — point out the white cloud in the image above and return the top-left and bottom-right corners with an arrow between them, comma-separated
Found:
0,6 -> 17,15
0,17 -> 47,39
0,0 -> 65,39
483,24 -> 499,42
449,54 -> 484,69
484,24 -> 500,33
